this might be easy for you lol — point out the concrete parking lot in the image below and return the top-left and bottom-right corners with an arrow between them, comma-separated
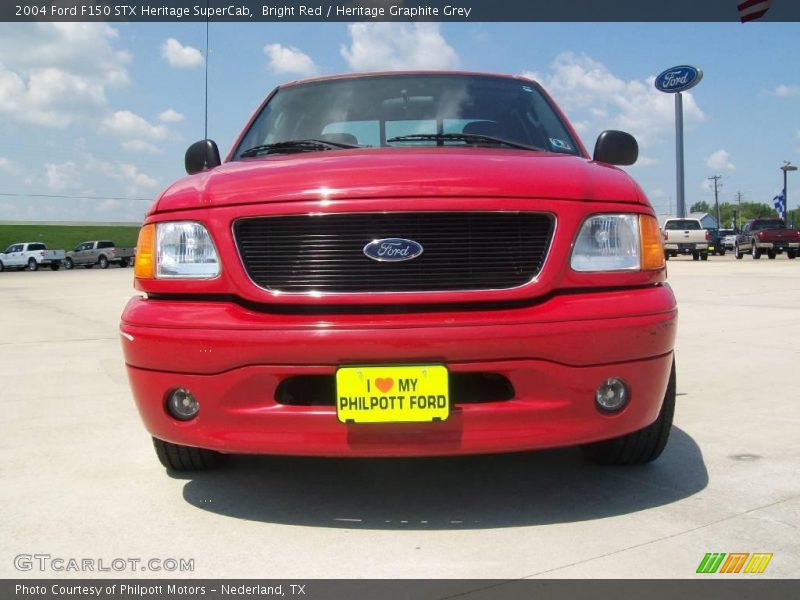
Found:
1,256 -> 798,578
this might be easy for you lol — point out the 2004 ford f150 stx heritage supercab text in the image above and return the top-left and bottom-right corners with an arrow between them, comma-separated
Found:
120,72 -> 677,471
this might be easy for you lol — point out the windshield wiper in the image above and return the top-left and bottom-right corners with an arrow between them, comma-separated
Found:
387,133 -> 543,152
240,139 -> 361,158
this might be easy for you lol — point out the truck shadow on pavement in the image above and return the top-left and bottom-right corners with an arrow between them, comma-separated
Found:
177,427 -> 706,530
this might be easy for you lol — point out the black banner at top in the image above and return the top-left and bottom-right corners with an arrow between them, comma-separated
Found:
4,0 -> 800,22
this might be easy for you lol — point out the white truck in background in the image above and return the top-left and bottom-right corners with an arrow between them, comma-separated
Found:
661,217 -> 711,261
0,242 -> 66,272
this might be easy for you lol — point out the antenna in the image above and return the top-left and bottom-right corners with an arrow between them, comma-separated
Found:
204,1 -> 209,141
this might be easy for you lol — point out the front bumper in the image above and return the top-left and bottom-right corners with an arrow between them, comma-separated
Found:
121,285 -> 677,457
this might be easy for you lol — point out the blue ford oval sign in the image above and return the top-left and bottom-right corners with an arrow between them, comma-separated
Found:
654,65 -> 703,94
363,238 -> 424,262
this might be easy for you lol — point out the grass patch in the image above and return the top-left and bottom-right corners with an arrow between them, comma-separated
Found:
0,224 -> 140,252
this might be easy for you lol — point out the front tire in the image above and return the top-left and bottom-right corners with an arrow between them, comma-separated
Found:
98,255 -> 109,269
0,260 -> 4,272
64,257 -> 73,270
582,359 -> 676,466
735,245 -> 743,259
152,438 -> 228,470
27,258 -> 38,271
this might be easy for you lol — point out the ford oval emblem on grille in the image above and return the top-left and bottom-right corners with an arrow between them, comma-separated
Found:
363,238 -> 424,262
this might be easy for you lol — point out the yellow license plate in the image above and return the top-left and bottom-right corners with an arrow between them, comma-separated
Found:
336,365 -> 449,424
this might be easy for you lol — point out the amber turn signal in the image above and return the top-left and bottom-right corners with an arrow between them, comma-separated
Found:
639,215 -> 665,271
134,223 -> 156,279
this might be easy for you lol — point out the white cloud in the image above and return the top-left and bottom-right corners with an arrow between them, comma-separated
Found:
0,157 -> 22,176
264,43 -> 318,76
97,198 -> 122,212
0,23 -> 130,127
706,149 -> 735,172
83,152 -> 160,194
0,23 -> 130,85
524,52 -> 706,148
121,140 -> 163,154
103,110 -> 169,152
38,149 -> 161,199
341,23 -> 459,71
45,161 -> 78,191
118,163 -> 158,189
162,38 -> 204,69
771,84 -> 800,98
158,108 -> 185,123
630,156 -> 659,168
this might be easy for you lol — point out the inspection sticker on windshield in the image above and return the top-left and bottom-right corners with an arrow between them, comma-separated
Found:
336,365 -> 449,424
549,138 -> 572,151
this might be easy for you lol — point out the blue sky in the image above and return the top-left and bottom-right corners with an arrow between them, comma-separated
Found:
0,21 -> 797,222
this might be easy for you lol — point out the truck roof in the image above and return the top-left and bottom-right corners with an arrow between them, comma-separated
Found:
278,70 -> 533,90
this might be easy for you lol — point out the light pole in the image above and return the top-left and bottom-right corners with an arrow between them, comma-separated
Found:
782,162 -> 798,227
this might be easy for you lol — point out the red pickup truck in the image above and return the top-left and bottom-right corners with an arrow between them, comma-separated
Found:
734,218 -> 800,259
120,72 -> 676,471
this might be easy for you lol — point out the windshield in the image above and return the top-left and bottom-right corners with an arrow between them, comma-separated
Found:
665,220 -> 702,230
233,74 -> 581,158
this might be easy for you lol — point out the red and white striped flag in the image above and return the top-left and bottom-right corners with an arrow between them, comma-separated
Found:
738,0 -> 772,22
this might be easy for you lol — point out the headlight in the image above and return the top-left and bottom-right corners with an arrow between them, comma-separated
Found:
571,214 -> 664,272
156,222 -> 220,278
134,221 -> 219,279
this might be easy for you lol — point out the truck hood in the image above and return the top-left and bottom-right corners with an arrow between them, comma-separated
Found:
153,148 -> 645,213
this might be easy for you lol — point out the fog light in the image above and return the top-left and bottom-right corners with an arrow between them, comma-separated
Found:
595,378 -> 629,412
167,388 -> 199,421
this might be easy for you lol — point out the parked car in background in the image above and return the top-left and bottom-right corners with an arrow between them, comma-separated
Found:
734,219 -> 800,259
64,240 -> 135,269
721,231 -> 738,251
121,71 -> 677,472
0,242 -> 65,272
708,228 -> 734,255
662,217 -> 711,260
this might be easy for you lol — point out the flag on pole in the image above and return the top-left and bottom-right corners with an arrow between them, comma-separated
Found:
773,191 -> 786,220
738,0 -> 773,22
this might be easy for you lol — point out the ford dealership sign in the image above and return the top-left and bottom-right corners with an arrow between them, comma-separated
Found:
654,66 -> 703,94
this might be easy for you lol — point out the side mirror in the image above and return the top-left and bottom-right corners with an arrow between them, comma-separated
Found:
593,130 -> 638,166
185,139 -> 221,175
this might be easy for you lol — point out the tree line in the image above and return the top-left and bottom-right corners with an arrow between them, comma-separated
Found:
688,201 -> 796,229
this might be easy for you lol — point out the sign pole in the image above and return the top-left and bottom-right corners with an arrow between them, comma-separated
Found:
655,65 -> 702,219
675,92 -> 685,218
